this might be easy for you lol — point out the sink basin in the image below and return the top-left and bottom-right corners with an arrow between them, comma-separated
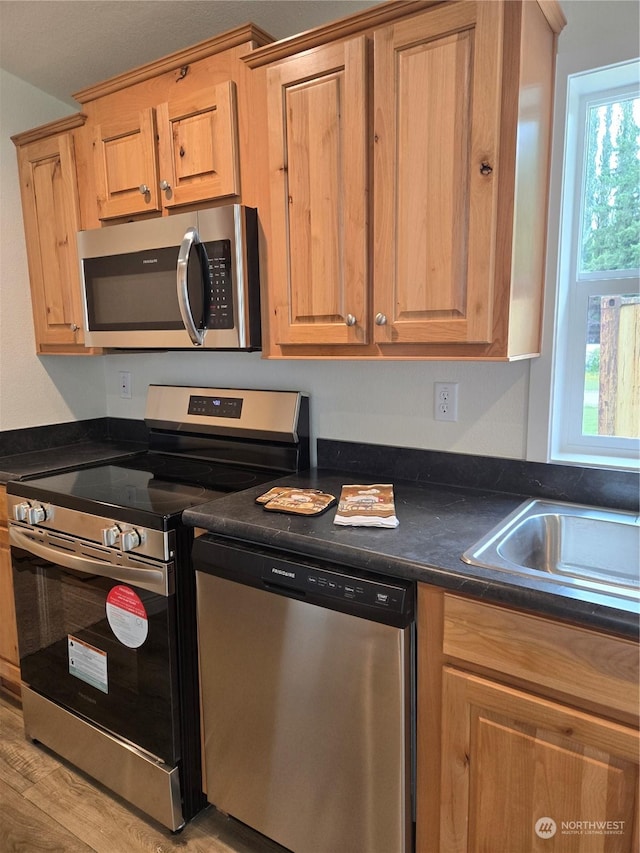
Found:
462,499 -> 640,598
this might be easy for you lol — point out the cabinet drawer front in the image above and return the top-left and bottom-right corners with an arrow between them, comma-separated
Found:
443,594 -> 639,719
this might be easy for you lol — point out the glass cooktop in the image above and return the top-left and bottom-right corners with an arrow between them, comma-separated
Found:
16,453 -> 279,518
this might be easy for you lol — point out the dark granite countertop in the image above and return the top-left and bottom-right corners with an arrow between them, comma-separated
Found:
184,469 -> 639,641
0,440 -> 144,484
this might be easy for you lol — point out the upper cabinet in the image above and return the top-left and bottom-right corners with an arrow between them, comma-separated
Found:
248,0 -> 566,360
373,2 -> 502,348
73,24 -> 273,228
265,38 -> 368,346
12,24 -> 272,356
13,2 -> 564,361
91,82 -> 240,220
12,115 -> 100,355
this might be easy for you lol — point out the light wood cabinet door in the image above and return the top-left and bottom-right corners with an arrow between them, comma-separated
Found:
266,37 -> 368,345
93,107 -> 161,218
0,486 -> 20,692
157,82 -> 240,209
373,1 -> 502,345
93,85 -> 240,220
441,667 -> 639,853
15,129 -> 86,351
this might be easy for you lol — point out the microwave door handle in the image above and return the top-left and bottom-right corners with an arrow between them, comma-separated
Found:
9,526 -> 170,596
177,227 -> 206,347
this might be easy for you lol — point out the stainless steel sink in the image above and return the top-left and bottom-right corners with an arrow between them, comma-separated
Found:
462,499 -> 640,598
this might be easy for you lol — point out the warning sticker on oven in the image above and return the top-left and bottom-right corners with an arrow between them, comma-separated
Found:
106,585 -> 149,648
68,636 -> 108,694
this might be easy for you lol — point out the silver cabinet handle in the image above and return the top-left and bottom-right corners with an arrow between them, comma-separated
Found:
177,227 -> 206,346
375,313 -> 387,326
160,180 -> 171,191
9,526 -> 169,596
139,184 -> 150,195
345,314 -> 357,327
70,323 -> 79,332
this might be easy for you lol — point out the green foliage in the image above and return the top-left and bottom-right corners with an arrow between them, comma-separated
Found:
581,97 -> 640,273
584,346 -> 600,373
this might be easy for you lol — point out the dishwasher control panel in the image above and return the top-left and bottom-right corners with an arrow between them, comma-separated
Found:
192,534 -> 415,627
262,561 -> 408,614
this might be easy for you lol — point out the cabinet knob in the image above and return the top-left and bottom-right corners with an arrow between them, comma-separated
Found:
70,323 -> 79,332
375,312 -> 387,326
139,184 -> 150,195
345,314 -> 357,327
480,162 -> 493,176
160,180 -> 171,192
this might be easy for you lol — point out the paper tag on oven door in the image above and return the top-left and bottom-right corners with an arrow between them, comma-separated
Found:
68,636 -> 108,693
106,585 -> 149,648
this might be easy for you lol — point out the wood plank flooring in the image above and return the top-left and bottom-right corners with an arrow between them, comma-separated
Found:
0,690 -> 288,853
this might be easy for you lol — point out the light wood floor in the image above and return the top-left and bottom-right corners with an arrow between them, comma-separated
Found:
0,689 -> 288,853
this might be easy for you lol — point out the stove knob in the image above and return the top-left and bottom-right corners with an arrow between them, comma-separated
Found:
13,502 -> 31,522
25,503 -> 51,524
119,528 -> 142,552
102,525 -> 121,547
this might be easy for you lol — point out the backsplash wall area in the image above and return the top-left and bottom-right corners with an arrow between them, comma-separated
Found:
1,2 -> 638,467
104,353 -> 532,462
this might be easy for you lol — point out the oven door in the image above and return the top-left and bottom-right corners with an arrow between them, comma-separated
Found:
10,525 -> 181,765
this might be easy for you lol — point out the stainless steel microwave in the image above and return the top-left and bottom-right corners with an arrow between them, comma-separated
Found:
77,205 -> 261,350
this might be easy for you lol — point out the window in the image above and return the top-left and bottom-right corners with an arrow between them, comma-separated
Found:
551,59 -> 639,469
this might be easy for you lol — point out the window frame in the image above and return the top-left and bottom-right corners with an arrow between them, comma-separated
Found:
547,58 -> 640,470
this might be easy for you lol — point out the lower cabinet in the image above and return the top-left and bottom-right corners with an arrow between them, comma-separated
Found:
417,585 -> 640,853
0,486 -> 20,695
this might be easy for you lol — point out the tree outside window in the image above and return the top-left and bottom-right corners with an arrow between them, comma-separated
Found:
578,93 -> 639,442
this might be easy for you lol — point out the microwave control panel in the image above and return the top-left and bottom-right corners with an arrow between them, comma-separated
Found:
205,239 -> 234,330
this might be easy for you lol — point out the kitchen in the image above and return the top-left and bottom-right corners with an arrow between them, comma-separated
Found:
0,1 -> 639,851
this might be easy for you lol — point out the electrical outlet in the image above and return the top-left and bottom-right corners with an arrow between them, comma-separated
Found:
434,382 -> 458,422
119,371 -> 132,399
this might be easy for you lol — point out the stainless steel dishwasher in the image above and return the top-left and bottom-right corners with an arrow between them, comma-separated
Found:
193,535 -> 415,853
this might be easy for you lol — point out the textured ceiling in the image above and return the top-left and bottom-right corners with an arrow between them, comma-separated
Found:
0,0 -> 378,106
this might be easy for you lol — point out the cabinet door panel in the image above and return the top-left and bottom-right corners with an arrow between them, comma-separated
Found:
442,667 -> 639,853
267,38 -> 368,345
17,134 -> 84,347
93,107 -> 160,219
373,2 -> 502,345
157,82 -> 240,208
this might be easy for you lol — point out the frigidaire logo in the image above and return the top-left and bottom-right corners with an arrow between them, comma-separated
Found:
142,258 -> 159,264
272,567 -> 295,578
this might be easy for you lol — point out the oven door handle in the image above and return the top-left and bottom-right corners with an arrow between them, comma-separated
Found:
177,226 -> 209,347
10,527 -> 171,596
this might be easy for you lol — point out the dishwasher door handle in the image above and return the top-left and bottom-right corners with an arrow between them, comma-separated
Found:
10,526 -> 171,596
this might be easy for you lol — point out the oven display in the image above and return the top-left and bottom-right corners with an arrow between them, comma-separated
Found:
188,395 -> 243,419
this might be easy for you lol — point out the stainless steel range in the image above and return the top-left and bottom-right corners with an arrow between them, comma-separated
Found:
7,385 -> 309,831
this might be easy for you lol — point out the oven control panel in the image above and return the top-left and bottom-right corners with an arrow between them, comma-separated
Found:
12,501 -> 53,525
7,495 -> 172,563
187,395 -> 243,419
102,524 -> 145,552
